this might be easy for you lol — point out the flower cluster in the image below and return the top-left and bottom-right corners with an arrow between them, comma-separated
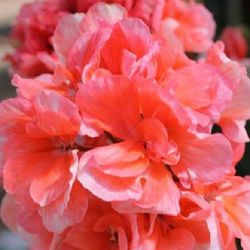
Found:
7,0 -> 215,77
1,1 -> 250,250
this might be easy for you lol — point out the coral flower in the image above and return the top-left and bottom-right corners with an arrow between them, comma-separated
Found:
0,91 -> 88,233
1,1 -> 250,249
76,74 -> 233,213
207,43 -> 250,163
1,194 -> 60,250
57,0 -> 215,53
52,3 -> 192,84
1,194 -> 140,250
164,42 -> 250,164
64,195 -> 140,250
8,0 -> 215,76
159,0 -> 216,52
180,176 -> 250,250
7,1 -> 66,76
138,213 -> 196,250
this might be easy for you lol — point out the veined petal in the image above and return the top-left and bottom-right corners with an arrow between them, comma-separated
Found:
52,13 -> 84,63
80,2 -> 127,33
0,97 -> 32,125
81,140 -> 149,177
29,153 -> 73,206
28,90 -> 81,137
78,154 -> 143,202
40,182 -> 88,233
222,74 -> 250,120
219,119 -> 249,143
172,131 -> 233,184
76,75 -> 141,140
136,163 -> 180,215
12,74 -> 64,100
100,18 -> 153,74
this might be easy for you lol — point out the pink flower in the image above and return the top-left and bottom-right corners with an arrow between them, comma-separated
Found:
190,176 -> 250,250
1,194 -> 57,250
159,0 -> 216,52
207,43 -> 250,163
165,61 -> 234,129
221,26 -> 248,60
51,3 -> 192,84
1,1 -> 250,249
0,91 -> 88,233
64,195 -> 140,250
8,0 -> 216,77
8,1 -> 66,76
138,214 -> 196,250
76,76 -> 180,214
164,42 -> 250,165
76,75 -> 233,211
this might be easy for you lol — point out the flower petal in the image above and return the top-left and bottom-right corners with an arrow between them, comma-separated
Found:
28,90 -> 81,137
76,75 -> 140,140
172,132 -> 233,184
52,13 -> 84,63
82,140 -> 149,177
136,163 -> 180,215
78,154 -> 143,202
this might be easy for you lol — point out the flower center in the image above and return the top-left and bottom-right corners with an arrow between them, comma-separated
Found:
108,227 -> 118,244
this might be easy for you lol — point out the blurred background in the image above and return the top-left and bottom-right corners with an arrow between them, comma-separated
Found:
0,0 -> 249,249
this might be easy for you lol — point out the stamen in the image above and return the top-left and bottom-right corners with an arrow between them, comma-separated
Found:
108,227 -> 118,243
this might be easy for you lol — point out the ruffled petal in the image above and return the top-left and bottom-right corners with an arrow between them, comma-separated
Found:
76,75 -> 140,140
172,132 -> 233,184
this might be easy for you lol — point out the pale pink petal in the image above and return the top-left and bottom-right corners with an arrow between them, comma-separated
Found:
0,98 -> 32,125
131,0 -> 165,29
206,207 -> 224,250
82,141 -> 149,177
219,119 -> 249,143
80,2 -> 127,32
67,27 -> 111,79
170,63 -> 233,123
29,153 -> 72,206
136,163 -> 180,215
100,18 -> 152,74
222,74 -> 250,120
52,13 -> 84,63
78,154 -> 143,202
160,21 -> 184,51
40,182 -> 88,233
163,0 -> 215,52
172,132 -> 233,184
12,74 -> 64,99
206,42 -> 242,90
